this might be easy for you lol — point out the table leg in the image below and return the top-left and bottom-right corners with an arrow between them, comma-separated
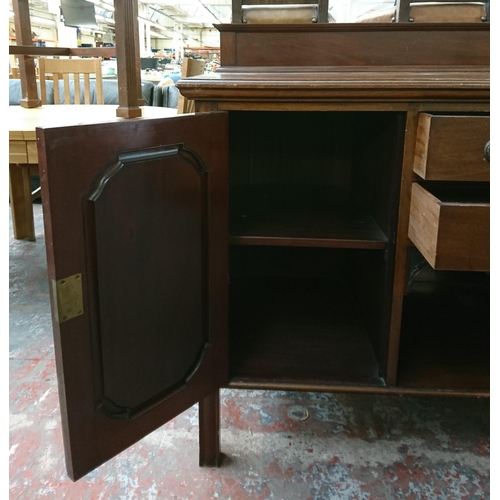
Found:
9,163 -> 35,241
199,390 -> 221,467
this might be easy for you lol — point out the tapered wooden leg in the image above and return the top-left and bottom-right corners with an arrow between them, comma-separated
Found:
198,390 -> 221,467
9,164 -> 35,241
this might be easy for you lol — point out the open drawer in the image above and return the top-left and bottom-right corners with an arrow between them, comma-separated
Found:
413,114 -> 490,181
408,182 -> 489,271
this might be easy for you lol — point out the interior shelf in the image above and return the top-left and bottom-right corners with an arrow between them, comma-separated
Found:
229,184 -> 388,249
228,275 -> 385,388
397,271 -> 489,392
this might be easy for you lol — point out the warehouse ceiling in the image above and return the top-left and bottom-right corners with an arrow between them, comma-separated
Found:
11,0 -> 396,40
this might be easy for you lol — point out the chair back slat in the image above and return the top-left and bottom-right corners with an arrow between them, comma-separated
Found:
63,74 -> 71,104
74,74 -> 81,104
83,74 -> 92,104
38,57 -> 104,105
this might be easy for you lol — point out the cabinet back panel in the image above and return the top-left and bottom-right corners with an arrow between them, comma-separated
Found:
229,246 -> 390,375
229,111 -> 405,238
352,112 -> 406,237
229,111 -> 355,188
399,258 -> 489,391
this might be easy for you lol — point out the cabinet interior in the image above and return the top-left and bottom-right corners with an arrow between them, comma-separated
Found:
397,249 -> 490,392
227,111 -> 405,388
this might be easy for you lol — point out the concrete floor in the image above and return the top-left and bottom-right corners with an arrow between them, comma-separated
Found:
9,203 -> 490,499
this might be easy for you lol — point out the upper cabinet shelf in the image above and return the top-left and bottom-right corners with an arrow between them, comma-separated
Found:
230,184 -> 388,249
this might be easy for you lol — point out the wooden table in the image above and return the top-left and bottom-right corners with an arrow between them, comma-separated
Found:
9,105 -> 178,241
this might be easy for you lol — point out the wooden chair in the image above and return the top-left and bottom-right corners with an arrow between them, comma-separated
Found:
10,57 -> 104,241
39,57 -> 104,105
232,0 -> 329,24
395,0 -> 489,22
177,58 -> 206,114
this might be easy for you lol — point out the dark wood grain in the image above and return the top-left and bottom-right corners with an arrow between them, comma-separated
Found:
408,182 -> 489,271
413,114 -> 490,181
230,185 -> 388,248
37,112 -> 229,480
231,30 -> 489,68
36,21 -> 491,482
228,275 -> 385,387
398,270 -> 489,391
199,391 -> 221,466
178,24 -> 489,105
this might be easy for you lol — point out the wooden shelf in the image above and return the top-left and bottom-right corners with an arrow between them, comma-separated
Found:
397,273 -> 489,393
229,185 -> 388,249
228,275 -> 385,388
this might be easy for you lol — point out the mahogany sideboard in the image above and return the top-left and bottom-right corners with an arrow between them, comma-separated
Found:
36,23 -> 489,481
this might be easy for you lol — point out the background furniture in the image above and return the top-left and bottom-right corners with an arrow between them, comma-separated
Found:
8,78 -> 172,107
9,57 -> 105,241
38,57 -> 104,105
10,0 -> 142,117
177,58 -> 206,114
8,105 -> 177,241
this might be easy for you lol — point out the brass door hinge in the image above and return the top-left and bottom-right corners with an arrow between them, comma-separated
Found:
52,273 -> 84,323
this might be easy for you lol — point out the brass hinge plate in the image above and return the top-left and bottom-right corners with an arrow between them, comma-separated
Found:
52,273 -> 84,323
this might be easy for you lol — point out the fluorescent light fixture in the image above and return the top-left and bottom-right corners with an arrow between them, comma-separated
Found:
86,0 -> 115,11
8,11 -> 56,27
150,32 -> 170,39
96,14 -> 115,23
31,16 -> 57,27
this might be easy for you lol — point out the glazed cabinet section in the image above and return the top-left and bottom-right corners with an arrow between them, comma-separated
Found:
226,111 -> 405,389
399,112 -> 490,394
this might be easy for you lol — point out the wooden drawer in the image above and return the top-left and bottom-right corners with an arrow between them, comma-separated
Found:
408,183 -> 489,271
414,114 -> 490,181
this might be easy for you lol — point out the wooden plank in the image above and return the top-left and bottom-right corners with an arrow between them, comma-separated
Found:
9,46 -> 116,58
229,185 -> 388,249
385,107 -> 420,387
219,24 -> 490,68
408,183 -> 442,268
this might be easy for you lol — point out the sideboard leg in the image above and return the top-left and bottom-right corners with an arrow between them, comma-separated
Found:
199,390 -> 221,467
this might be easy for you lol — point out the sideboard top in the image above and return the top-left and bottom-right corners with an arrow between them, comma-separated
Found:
177,23 -> 489,104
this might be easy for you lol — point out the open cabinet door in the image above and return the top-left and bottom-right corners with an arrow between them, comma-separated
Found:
36,112 -> 228,481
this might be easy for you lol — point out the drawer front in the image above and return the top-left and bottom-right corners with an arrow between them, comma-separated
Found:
414,114 -> 490,181
408,183 -> 489,272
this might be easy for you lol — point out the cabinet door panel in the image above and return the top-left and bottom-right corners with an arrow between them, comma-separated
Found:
37,112 -> 228,480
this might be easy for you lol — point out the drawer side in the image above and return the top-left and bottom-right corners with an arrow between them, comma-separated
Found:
409,183 -> 489,271
408,183 -> 441,268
